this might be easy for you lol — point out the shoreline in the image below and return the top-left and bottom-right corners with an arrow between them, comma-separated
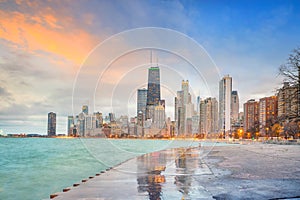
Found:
48,143 -> 300,199
48,144 -> 206,199
48,145 -> 204,199
2,136 -> 300,146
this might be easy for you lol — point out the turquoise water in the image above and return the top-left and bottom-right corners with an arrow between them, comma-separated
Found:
0,138 -> 203,200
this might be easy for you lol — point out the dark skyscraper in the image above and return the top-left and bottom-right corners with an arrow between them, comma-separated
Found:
137,88 -> 147,118
48,112 -> 56,136
146,67 -> 161,119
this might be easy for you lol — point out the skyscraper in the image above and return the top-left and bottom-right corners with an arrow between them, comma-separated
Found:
196,96 -> 201,114
108,113 -> 115,122
199,97 -> 218,135
219,75 -> 232,134
182,80 -> 189,105
77,112 -> 85,136
146,67 -> 161,119
67,116 -> 74,136
278,82 -> 298,119
82,105 -> 88,115
244,99 -> 259,133
231,91 -> 239,124
174,80 -> 195,135
153,102 -> 165,129
137,88 -> 148,119
94,112 -> 103,128
48,112 -> 56,136
259,96 -> 278,135
175,90 -> 184,135
85,114 -> 96,132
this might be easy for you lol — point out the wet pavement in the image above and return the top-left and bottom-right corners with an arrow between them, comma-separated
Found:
51,144 -> 300,200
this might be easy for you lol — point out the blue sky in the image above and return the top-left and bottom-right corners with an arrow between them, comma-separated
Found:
0,0 -> 299,134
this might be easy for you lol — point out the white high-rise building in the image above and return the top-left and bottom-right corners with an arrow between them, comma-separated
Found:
175,90 -> 184,135
219,75 -> 232,134
153,102 -> 165,129
174,80 -> 195,136
85,114 -> 96,130
182,80 -> 189,105
192,115 -> 200,134
185,103 -> 194,119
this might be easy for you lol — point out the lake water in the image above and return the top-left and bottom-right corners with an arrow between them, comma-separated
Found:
0,138 -> 206,200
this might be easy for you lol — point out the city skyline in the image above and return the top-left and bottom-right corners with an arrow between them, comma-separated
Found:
1,0 -> 300,134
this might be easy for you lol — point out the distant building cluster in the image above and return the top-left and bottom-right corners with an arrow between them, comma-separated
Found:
47,58 -> 298,139
243,82 -> 299,139
64,65 -> 168,138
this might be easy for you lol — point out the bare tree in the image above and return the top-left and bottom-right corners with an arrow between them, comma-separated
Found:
283,121 -> 299,139
279,47 -> 300,121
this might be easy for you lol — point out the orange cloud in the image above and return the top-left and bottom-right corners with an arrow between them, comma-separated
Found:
0,10 -> 99,65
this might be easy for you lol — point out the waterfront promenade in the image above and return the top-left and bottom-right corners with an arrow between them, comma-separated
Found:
50,143 -> 300,200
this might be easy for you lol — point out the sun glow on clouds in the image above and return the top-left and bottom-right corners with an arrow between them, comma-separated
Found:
1,0 -> 299,134
0,9 -> 98,65
0,1 -> 105,134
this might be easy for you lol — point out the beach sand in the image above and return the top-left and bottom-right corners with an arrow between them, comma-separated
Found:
51,143 -> 300,200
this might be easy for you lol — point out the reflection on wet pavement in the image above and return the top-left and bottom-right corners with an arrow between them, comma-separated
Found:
137,151 -> 166,199
51,144 -> 300,200
136,147 -> 211,199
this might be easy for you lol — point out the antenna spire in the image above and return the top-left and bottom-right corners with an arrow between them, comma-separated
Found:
150,50 -> 152,67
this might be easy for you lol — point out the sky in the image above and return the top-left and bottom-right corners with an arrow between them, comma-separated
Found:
0,0 -> 300,135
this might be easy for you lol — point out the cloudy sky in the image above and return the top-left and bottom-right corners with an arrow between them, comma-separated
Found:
0,0 -> 300,134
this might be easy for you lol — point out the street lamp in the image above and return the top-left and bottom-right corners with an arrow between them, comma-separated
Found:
266,127 -> 269,139
238,129 -> 243,139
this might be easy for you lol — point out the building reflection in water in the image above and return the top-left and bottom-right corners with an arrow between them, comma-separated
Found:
137,151 -> 166,200
136,147 -> 200,199
174,148 -> 199,199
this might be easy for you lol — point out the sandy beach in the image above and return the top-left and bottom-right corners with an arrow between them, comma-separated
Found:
50,143 -> 300,200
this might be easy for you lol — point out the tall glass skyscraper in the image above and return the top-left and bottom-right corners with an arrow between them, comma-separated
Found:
146,67 -> 161,119
67,115 -> 74,135
48,112 -> 56,136
231,90 -> 239,124
137,88 -> 148,118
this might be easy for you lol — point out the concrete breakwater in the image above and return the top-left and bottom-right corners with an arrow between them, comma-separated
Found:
49,143 -> 300,200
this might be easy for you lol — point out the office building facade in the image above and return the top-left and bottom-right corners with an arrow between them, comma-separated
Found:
259,96 -> 278,135
199,97 -> 218,135
146,67 -> 161,119
137,88 -> 148,119
175,81 -> 192,135
219,75 -> 232,134
278,82 -> 298,119
48,112 -> 56,136
231,90 -> 239,124
67,116 -> 74,136
153,102 -> 165,129
82,105 -> 88,115
244,99 -> 259,133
